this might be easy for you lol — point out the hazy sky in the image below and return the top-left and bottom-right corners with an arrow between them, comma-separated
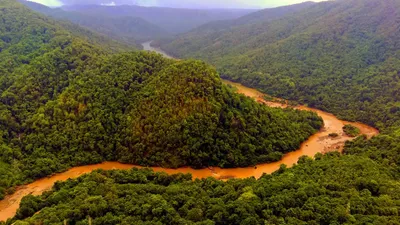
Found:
29,0 -> 327,8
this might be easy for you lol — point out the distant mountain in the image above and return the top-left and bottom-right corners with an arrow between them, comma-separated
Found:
162,0 -> 400,130
159,2 -> 316,57
61,4 -> 257,34
194,1 -> 316,32
60,0 -> 261,9
19,0 -> 169,44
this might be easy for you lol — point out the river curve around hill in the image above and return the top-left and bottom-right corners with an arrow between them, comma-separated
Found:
0,42 -> 379,222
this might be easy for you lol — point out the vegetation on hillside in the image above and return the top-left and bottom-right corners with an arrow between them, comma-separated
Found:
154,2 -> 315,53
11,127 -> 400,224
0,0 -> 322,200
126,60 -> 322,168
3,0 -> 400,224
163,0 -> 400,131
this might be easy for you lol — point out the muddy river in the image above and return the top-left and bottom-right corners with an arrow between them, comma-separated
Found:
0,43 -> 379,222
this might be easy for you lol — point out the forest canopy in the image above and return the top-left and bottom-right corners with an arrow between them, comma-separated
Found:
0,0 -> 322,200
12,150 -> 400,225
162,0 -> 400,132
3,0 -> 400,224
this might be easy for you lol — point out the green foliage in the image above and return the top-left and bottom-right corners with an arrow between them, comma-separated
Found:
163,0 -> 400,131
343,125 -> 361,137
152,2 -> 400,222
127,60 -> 323,168
344,134 -> 400,176
13,153 -> 400,224
0,0 -> 322,200
4,1 -> 400,224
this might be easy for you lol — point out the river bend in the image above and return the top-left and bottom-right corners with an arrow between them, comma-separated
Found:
0,42 -> 379,222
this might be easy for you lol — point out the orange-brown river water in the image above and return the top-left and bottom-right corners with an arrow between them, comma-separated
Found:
0,46 -> 379,222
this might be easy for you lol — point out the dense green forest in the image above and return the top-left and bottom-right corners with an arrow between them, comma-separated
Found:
18,0 -> 170,44
0,0 -> 322,200
3,0 -> 400,224
10,148 -> 400,225
10,131 -> 400,224
162,0 -> 400,132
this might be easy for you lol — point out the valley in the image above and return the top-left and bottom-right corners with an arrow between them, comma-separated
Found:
0,58 -> 378,221
1,0 -> 400,224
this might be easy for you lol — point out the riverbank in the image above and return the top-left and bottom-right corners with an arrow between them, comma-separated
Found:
0,79 -> 378,222
0,42 -> 379,222
142,41 -> 174,59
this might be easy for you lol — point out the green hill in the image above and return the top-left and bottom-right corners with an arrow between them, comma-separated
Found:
125,60 -> 322,168
162,0 -> 400,131
0,0 -> 322,200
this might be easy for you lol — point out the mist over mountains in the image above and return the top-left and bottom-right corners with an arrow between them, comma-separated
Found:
57,0 -> 262,8
31,0 -> 329,9
59,0 -> 138,6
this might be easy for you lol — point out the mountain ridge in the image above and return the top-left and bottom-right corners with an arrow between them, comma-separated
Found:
61,4 -> 257,34
162,0 -> 400,131
19,0 -> 170,44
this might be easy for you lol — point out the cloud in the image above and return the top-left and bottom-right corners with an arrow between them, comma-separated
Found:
101,1 -> 116,6
52,0 -> 138,6
28,0 -> 63,7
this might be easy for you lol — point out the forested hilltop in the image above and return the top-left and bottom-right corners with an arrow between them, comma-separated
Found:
0,0 -> 322,200
162,0 -> 400,132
